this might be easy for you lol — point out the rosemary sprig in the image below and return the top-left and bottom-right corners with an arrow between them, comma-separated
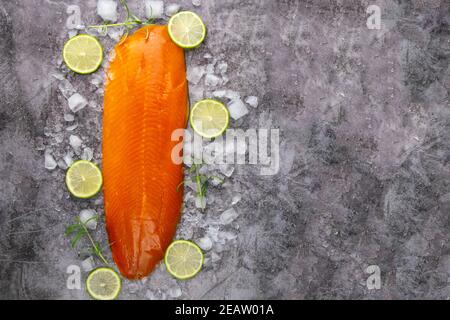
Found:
65,216 -> 109,265
178,163 -> 224,208
88,0 -> 154,35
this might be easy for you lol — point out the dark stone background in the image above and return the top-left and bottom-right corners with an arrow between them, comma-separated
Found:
0,0 -> 449,299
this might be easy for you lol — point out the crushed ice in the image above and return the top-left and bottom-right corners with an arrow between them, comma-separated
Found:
165,4 -> 181,16
245,96 -> 259,108
69,135 -> 83,154
187,65 -> 206,85
81,256 -> 95,272
227,97 -> 249,120
192,0 -> 202,7
68,93 -> 88,113
145,1 -> 164,19
97,0 -> 118,22
219,208 -> 238,225
79,209 -> 98,230
44,150 -> 57,171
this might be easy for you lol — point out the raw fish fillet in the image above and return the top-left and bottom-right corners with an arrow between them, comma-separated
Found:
102,25 -> 188,279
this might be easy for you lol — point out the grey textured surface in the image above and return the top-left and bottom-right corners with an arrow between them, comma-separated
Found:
0,0 -> 449,300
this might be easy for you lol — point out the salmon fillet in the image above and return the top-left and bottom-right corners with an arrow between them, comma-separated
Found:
102,25 -> 188,279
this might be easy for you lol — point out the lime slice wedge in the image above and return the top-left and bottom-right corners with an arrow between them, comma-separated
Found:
168,11 -> 206,49
86,268 -> 121,300
63,34 -> 103,74
190,99 -> 229,138
66,160 -> 103,199
164,240 -> 204,280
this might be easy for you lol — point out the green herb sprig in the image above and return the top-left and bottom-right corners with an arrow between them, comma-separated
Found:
88,0 -> 155,40
177,163 -> 224,209
65,216 -> 109,265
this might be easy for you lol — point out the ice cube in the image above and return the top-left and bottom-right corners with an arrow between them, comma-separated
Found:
189,86 -> 204,104
232,194 -> 241,205
36,137 -> 45,151
216,231 -> 237,250
66,124 -> 79,131
206,226 -> 219,242
221,75 -> 229,85
219,164 -> 234,177
51,73 -> 65,81
197,237 -> 213,251
57,159 -> 68,170
228,98 -> 249,120
203,53 -> 213,59
165,3 -> 180,16
204,74 -> 221,87
68,93 -> 88,113
81,147 -> 94,161
97,0 -> 118,22
69,135 -> 83,153
68,30 -> 78,38
211,252 -> 221,263
205,62 -> 216,75
108,27 -> 124,42
220,208 -> 238,224
64,152 -> 74,167
195,196 -> 206,209
192,0 -> 201,7
225,90 -> 240,100
81,256 -> 95,272
64,113 -> 75,122
212,90 -> 227,98
79,209 -> 98,230
89,74 -> 103,88
145,0 -> 164,19
185,180 -> 197,192
44,151 -> 57,170
89,100 -> 101,110
216,61 -> 228,75
219,231 -> 237,241
245,96 -> 259,108
58,80 -> 76,99
210,175 -> 224,186
54,124 -> 63,133
54,133 -> 64,144
187,65 -> 205,85
95,88 -> 104,96
168,287 -> 182,298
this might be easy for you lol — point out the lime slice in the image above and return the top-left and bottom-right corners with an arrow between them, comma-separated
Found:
190,99 -> 229,138
66,160 -> 103,199
63,34 -> 103,74
164,240 -> 204,280
86,268 -> 121,300
168,11 -> 206,49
